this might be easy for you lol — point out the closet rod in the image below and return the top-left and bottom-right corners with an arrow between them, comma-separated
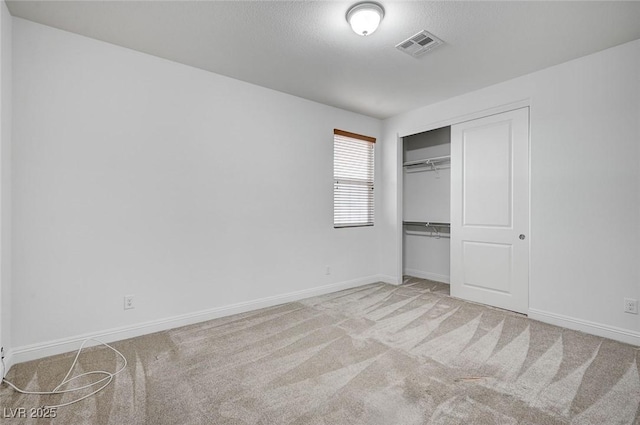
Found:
403,155 -> 451,168
402,221 -> 450,228
404,230 -> 451,239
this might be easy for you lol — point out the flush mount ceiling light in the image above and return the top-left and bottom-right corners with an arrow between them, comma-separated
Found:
346,2 -> 385,36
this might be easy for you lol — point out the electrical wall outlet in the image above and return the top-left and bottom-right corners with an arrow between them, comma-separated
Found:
124,295 -> 135,310
624,298 -> 638,314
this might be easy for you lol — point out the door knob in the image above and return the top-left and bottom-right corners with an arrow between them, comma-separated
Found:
519,234 -> 526,240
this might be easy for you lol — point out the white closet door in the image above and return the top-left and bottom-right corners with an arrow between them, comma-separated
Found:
450,108 -> 529,314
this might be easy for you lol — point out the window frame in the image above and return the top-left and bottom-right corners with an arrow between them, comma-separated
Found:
333,129 -> 376,229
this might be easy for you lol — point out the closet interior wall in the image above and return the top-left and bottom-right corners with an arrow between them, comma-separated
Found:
402,126 -> 451,283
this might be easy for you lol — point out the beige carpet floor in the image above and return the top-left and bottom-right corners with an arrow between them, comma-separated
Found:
2,277 -> 640,424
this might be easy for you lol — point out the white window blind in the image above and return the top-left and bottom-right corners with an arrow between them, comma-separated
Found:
333,129 -> 375,228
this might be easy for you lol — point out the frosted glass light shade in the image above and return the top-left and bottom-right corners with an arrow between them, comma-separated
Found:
347,3 -> 384,36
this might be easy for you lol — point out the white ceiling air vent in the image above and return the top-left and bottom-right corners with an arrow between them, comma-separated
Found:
396,30 -> 443,58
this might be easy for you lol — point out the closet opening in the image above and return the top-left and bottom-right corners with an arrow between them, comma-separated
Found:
399,107 -> 529,314
402,125 -> 451,287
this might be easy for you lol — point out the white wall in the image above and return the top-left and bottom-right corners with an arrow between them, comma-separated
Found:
381,39 -> 640,343
11,18 -> 381,354
0,0 -> 12,371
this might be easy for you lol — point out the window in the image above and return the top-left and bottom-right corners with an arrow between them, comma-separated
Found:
333,129 -> 375,228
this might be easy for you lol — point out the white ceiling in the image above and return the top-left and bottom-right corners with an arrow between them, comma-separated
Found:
7,1 -> 640,119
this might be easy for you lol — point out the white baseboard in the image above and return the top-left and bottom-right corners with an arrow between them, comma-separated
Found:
404,269 -> 450,284
528,308 -> 640,346
2,350 -> 13,378
378,274 -> 401,285
7,275 -> 384,369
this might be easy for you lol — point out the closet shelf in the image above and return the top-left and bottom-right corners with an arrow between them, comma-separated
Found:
403,221 -> 450,238
403,155 -> 451,172
403,221 -> 450,228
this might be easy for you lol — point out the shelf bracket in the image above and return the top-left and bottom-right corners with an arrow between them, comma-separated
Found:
428,160 -> 440,178
427,223 -> 441,239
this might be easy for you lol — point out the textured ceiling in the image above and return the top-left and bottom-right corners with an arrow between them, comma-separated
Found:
7,1 -> 640,119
